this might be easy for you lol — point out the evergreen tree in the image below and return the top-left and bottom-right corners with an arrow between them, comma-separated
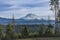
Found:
5,24 -> 18,40
39,24 -> 44,36
21,26 -> 29,38
48,24 -> 54,29
0,24 -> 3,40
55,26 -> 59,35
50,0 -> 59,11
58,10 -> 60,17
45,26 -> 53,37
50,0 -> 59,35
5,24 -> 12,40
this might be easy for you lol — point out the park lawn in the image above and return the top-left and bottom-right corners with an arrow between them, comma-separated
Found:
17,37 -> 60,40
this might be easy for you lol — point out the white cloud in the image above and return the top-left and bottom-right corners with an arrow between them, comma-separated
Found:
0,0 -> 55,20
0,6 -> 55,19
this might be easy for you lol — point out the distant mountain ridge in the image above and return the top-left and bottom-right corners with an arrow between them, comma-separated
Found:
0,13 -> 55,25
0,17 -> 55,25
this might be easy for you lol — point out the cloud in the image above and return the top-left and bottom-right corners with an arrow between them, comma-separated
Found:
0,0 -> 55,20
0,6 -> 54,19
20,2 -> 49,8
0,2 -> 13,11
0,0 -> 50,11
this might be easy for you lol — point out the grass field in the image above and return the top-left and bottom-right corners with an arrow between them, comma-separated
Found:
17,37 -> 60,40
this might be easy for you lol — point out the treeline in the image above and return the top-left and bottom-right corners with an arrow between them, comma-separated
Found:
0,24 -> 59,40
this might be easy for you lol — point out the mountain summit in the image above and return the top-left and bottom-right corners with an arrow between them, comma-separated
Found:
21,13 -> 40,20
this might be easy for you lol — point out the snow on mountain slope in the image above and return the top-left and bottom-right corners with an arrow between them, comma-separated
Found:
21,13 -> 40,20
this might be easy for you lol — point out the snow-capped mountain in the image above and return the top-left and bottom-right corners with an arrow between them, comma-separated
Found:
21,13 -> 40,20
0,13 -> 55,25
0,17 -> 55,25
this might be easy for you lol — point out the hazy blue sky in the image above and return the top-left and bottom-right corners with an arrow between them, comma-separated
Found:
0,0 -> 55,19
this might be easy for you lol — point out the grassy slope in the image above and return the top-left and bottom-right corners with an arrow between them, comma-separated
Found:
17,37 -> 60,40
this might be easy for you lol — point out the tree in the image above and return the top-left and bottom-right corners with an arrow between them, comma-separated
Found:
50,0 -> 59,20
54,10 -> 60,35
48,24 -> 54,29
5,24 -> 13,40
50,0 -> 59,11
5,24 -> 18,40
45,25 -> 53,37
50,0 -> 59,30
58,10 -> 60,19
50,0 -> 59,26
50,0 -> 59,35
55,26 -> 59,35
39,24 -> 44,36
21,26 -> 29,38
0,24 -> 3,40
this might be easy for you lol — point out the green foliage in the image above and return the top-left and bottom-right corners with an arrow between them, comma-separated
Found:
50,0 -> 59,10
6,24 -> 12,34
5,24 -> 13,40
50,0 -> 54,5
0,24 -> 4,40
55,26 -> 59,35
48,24 -> 54,29
11,32 -> 18,39
39,24 -> 44,36
21,26 -> 29,38
50,0 -> 59,5
0,24 -> 3,35
45,27 -> 53,36
14,33 -> 22,39
58,10 -> 60,17
45,24 -> 54,36
5,24 -> 19,40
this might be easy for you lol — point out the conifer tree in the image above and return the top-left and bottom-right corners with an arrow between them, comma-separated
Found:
21,25 -> 29,38
39,24 -> 44,36
5,24 -> 12,40
50,0 -> 59,35
45,26 -> 53,37
0,24 -> 3,40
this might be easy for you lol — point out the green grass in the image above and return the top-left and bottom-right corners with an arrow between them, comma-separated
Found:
17,37 -> 60,40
